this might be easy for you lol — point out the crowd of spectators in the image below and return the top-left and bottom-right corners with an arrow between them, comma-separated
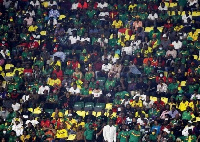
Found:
0,0 -> 200,141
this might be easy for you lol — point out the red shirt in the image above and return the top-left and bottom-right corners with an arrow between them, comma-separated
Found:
77,2 -> 88,9
109,11 -> 118,21
28,41 -> 39,50
156,76 -> 166,83
23,69 -> 33,74
52,69 -> 63,81
51,119 -> 62,129
154,100 -> 165,110
71,61 -> 80,70
116,116 -> 126,125
41,120 -> 50,128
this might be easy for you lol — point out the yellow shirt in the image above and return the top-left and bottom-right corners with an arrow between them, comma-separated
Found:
65,118 -> 77,130
13,67 -> 24,75
5,63 -> 14,70
128,4 -> 137,11
188,31 -> 198,41
51,112 -> 64,118
56,129 -> 68,139
130,100 -> 143,108
20,134 -> 30,142
50,60 -> 61,69
135,111 -> 147,118
77,122 -> 85,128
179,101 -> 189,111
112,20 -> 123,29
28,25 -> 38,32
47,78 -> 61,86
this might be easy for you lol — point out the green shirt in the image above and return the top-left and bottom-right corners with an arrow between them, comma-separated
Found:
139,12 -> 148,20
84,128 -> 94,140
156,50 -> 166,57
105,80 -> 116,91
80,88 -> 89,96
47,95 -> 58,103
182,111 -> 192,120
115,91 -> 129,99
129,130 -> 141,142
148,108 -> 160,118
109,38 -> 118,47
8,136 -> 17,142
183,135 -> 197,142
149,133 -> 157,141
6,112 -> 16,122
172,15 -> 182,23
117,130 -> 129,142
144,66 -> 154,75
86,10 -> 97,19
168,83 -> 179,92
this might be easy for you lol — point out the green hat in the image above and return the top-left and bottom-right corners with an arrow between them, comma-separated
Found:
178,89 -> 184,94
82,49 -> 87,54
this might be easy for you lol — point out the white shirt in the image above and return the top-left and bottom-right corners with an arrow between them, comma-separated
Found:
182,125 -> 194,136
92,90 -> 102,98
80,37 -> 90,42
3,0 -> 11,8
182,15 -> 192,23
69,35 -> 80,44
48,18 -> 57,26
53,51 -> 66,62
103,125 -> 116,142
22,95 -> 30,103
143,100 -> 154,109
97,2 -> 108,9
0,49 -> 11,59
30,0 -> 40,8
38,85 -> 50,94
12,124 -> 23,136
25,119 -> 39,127
172,41 -> 182,50
157,83 -> 168,93
99,12 -> 109,20
188,0 -> 198,6
69,87 -> 80,94
71,3 -> 78,10
102,63 -> 112,72
126,117 -> 133,124
148,13 -> 158,20
26,10 -> 35,17
48,1 -> 57,7
122,46 -> 133,55
190,93 -> 200,100
12,103 -> 21,112
158,6 -> 168,11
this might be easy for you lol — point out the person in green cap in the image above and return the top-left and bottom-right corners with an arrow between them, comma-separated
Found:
128,125 -> 141,142
149,128 -> 158,142
117,125 -> 129,142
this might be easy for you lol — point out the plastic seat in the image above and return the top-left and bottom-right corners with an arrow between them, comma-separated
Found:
94,103 -> 105,112
169,2 -> 177,7
161,97 -> 168,104
74,102 -> 84,111
150,96 -> 157,102
84,102 -> 94,111
145,27 -> 153,32
164,2 -> 169,7
180,81 -> 186,86
105,103 -> 113,110
192,11 -> 200,16
85,111 -> 96,116
76,111 -> 86,118
40,31 -> 47,36
96,77 -> 106,87
45,109 -> 53,114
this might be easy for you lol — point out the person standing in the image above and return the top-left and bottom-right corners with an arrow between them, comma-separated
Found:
103,120 -> 116,142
